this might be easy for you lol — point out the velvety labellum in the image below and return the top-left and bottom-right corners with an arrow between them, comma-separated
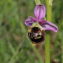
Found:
28,27 -> 45,44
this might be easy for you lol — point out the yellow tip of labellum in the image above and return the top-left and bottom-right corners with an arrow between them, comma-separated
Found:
32,43 -> 36,46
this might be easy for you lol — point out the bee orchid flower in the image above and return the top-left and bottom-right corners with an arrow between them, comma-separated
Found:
25,4 -> 58,44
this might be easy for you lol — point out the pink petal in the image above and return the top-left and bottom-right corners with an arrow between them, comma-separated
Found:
25,17 -> 36,26
34,4 -> 46,20
40,20 -> 58,32
29,16 -> 37,22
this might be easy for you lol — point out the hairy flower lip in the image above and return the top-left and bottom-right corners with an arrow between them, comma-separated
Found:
28,27 -> 45,43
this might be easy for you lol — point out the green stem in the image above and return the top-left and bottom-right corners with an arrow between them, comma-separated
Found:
45,34 -> 50,63
45,0 -> 52,63
35,0 -> 41,5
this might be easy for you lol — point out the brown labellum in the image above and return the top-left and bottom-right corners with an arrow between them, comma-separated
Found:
28,27 -> 45,44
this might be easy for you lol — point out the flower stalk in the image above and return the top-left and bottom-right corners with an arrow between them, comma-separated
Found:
35,0 -> 41,5
45,0 -> 52,63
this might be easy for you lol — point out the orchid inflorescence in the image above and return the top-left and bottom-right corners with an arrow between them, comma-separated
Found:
25,4 -> 58,44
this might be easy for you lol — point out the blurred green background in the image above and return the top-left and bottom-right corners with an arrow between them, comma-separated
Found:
0,0 -> 63,63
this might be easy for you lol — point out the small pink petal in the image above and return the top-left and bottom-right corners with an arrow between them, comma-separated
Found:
25,17 -> 36,26
38,20 -> 46,25
34,4 -> 46,20
29,16 -> 37,22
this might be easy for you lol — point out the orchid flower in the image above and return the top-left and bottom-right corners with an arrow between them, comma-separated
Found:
25,4 -> 58,43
